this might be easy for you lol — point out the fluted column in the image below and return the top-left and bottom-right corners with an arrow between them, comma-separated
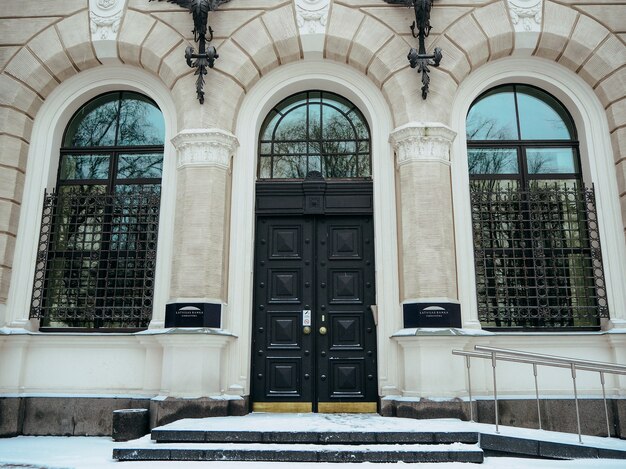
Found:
169,129 -> 239,303
390,123 -> 457,303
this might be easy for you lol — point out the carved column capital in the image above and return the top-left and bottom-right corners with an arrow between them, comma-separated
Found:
171,129 -> 239,170
389,123 -> 456,167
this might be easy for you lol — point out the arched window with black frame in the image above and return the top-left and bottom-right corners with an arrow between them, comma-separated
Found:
466,84 -> 608,330
30,91 -> 165,331
258,91 -> 371,180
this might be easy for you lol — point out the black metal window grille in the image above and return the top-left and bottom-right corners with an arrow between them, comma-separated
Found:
30,91 -> 165,331
471,185 -> 608,329
466,85 -> 609,330
258,91 -> 371,179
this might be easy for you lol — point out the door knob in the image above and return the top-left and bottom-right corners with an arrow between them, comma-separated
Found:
319,326 -> 327,335
303,326 -> 311,335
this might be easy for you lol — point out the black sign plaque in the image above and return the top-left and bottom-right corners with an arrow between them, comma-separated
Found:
403,302 -> 461,328
165,303 -> 222,328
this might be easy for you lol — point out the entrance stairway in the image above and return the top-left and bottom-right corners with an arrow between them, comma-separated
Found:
113,413 -> 484,463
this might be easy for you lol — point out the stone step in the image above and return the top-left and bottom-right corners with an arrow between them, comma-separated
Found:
113,442 -> 484,463
151,428 -> 479,445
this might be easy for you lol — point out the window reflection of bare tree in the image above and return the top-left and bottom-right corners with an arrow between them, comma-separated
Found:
268,105 -> 369,179
46,97 -> 163,328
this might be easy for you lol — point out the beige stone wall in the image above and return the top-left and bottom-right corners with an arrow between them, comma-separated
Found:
0,0 -> 625,306
171,166 -> 230,299
397,161 -> 456,300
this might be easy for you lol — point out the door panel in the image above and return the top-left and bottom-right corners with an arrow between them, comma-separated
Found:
252,214 -> 377,411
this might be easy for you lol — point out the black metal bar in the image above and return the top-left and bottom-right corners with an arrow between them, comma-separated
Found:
30,189 -> 161,329
149,1 -> 232,104
470,185 -> 609,329
385,1 -> 443,99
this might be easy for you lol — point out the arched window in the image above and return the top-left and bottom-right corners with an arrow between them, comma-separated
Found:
30,92 -> 165,330
467,85 -> 608,330
258,91 -> 371,179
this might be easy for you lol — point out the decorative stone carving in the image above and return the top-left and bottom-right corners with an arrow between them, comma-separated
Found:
295,0 -> 330,35
389,123 -> 456,167
507,0 -> 543,33
89,0 -> 126,41
172,129 -> 239,170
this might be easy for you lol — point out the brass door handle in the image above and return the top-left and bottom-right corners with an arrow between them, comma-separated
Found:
319,326 -> 327,335
303,326 -> 311,335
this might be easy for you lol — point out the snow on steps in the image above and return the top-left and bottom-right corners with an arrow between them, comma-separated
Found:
113,440 -> 484,463
112,413 -> 626,463
113,414 -> 483,463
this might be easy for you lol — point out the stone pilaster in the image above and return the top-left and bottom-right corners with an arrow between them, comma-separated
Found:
169,129 -> 238,303
389,123 -> 457,303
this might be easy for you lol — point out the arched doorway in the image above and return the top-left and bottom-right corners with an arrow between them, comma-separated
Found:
251,91 -> 378,412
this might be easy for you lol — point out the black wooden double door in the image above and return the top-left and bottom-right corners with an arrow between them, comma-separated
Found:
252,214 -> 377,412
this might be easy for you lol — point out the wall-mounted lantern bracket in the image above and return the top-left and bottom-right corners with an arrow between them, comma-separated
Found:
385,0 -> 443,99
149,0 -> 231,104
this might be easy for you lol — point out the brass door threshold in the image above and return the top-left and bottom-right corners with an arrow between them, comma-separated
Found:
253,402 -> 313,413
317,402 -> 377,413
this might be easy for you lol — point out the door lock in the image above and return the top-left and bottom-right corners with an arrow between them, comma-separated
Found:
319,326 -> 328,335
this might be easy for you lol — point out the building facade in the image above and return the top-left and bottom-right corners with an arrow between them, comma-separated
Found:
1,0 -> 625,435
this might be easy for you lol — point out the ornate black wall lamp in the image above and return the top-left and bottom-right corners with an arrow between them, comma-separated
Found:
149,0 -> 231,104
385,0 -> 443,99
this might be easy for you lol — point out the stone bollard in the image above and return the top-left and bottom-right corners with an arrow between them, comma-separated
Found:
112,408 -> 149,441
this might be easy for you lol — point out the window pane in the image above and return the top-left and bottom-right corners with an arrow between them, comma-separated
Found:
323,155 -> 357,178
468,148 -> 518,174
258,156 -> 272,178
470,179 -> 519,191
526,148 -> 578,174
115,184 -> 161,195
358,155 -> 371,177
322,105 -> 356,140
517,86 -> 574,140
117,93 -> 165,146
261,110 -> 281,140
466,86 -> 519,140
273,155 -> 307,178
117,153 -> 163,179
308,103 -> 321,139
258,91 -> 370,179
64,93 -> 119,147
60,154 -> 110,180
528,179 -> 581,190
54,185 -> 106,251
275,106 -> 307,140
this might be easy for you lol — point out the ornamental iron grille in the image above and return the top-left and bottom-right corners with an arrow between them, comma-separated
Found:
467,84 -> 609,330
258,91 -> 371,180
30,91 -> 165,330
471,185 -> 608,329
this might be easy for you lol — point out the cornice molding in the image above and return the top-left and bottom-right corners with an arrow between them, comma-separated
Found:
389,123 -> 456,167
171,129 -> 239,170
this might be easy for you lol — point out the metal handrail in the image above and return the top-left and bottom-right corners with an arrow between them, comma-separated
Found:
452,345 -> 625,443
475,346 -> 626,372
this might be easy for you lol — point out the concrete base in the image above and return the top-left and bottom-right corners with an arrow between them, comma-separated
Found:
0,396 -> 248,437
149,396 -> 249,428
381,398 -> 626,439
112,408 -> 150,442
0,397 -> 23,437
